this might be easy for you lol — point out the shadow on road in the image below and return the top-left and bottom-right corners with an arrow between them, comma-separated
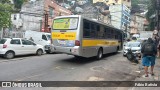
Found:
0,53 -> 59,60
59,52 -> 120,65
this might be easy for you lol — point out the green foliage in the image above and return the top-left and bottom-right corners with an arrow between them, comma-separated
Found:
146,0 -> 156,30
0,0 -> 11,4
131,0 -> 139,6
14,0 -> 28,9
0,3 -> 13,29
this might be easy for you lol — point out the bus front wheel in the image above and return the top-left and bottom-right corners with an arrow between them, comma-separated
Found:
97,48 -> 103,60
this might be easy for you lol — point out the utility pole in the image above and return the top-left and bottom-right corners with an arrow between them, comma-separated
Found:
44,11 -> 48,32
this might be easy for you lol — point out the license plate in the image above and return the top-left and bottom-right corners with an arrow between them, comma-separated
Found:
59,40 -> 66,45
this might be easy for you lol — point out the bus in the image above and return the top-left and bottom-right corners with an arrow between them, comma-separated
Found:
51,15 -> 124,59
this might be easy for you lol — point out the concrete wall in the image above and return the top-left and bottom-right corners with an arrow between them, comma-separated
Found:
135,14 -> 145,32
11,13 -> 23,29
109,4 -> 122,29
20,0 -> 45,32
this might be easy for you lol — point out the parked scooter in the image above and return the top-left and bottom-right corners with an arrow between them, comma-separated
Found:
126,49 -> 139,64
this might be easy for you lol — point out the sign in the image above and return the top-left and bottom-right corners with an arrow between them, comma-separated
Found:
52,32 -> 76,40
53,18 -> 78,30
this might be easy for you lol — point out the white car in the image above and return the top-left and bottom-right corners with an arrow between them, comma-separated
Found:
123,41 -> 141,57
0,38 -> 45,59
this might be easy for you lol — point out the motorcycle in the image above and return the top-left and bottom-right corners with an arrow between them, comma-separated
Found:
126,49 -> 139,64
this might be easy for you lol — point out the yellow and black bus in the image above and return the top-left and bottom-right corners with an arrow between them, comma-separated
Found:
51,15 -> 124,59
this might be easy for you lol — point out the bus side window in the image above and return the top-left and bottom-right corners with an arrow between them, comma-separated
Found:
104,28 -> 108,39
91,23 -> 96,38
115,31 -> 118,39
42,35 -> 47,41
107,28 -> 111,39
111,30 -> 114,39
96,25 -> 100,38
83,20 -> 91,38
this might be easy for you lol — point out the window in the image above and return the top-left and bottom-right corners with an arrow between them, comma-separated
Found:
106,28 -> 112,39
114,31 -> 118,39
22,39 -> 35,45
49,7 -> 54,17
0,39 -> 6,44
90,23 -> 96,38
83,20 -> 91,38
14,14 -> 17,20
42,35 -> 47,41
10,39 -> 21,45
125,16 -> 128,20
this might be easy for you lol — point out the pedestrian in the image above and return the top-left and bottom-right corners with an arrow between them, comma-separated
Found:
141,38 -> 157,77
152,30 -> 160,57
29,37 -> 34,42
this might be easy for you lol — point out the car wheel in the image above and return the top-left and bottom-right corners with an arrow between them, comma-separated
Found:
5,51 -> 15,59
97,48 -> 103,60
36,49 -> 43,56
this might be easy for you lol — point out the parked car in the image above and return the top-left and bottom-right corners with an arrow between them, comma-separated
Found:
0,38 -> 45,59
123,41 -> 141,57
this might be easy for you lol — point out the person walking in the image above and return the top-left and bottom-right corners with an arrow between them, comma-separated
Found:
152,31 -> 160,57
141,38 -> 157,77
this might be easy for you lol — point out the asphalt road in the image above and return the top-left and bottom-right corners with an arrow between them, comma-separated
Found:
0,52 -> 140,90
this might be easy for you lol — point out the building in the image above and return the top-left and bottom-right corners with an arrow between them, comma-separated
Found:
109,4 -> 130,30
135,14 -> 146,32
93,0 -> 131,8
12,0 -> 71,35
129,15 -> 138,35
129,13 -> 149,35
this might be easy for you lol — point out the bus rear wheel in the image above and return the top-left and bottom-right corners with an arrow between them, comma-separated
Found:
97,48 -> 103,60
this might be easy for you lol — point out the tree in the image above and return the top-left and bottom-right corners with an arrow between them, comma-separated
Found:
146,0 -> 156,30
13,0 -> 28,9
0,3 -> 13,29
0,0 -> 11,4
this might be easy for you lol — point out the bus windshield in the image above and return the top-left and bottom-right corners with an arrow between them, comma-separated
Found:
52,17 -> 78,30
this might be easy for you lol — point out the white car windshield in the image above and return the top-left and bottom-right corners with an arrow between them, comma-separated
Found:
126,42 -> 141,47
47,35 -> 51,40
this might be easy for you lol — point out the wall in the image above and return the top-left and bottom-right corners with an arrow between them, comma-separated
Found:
11,13 -> 23,29
129,16 -> 138,34
109,4 -> 122,29
135,14 -> 145,32
20,0 -> 45,32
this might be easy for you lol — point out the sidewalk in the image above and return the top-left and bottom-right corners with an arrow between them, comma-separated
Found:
128,58 -> 160,90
